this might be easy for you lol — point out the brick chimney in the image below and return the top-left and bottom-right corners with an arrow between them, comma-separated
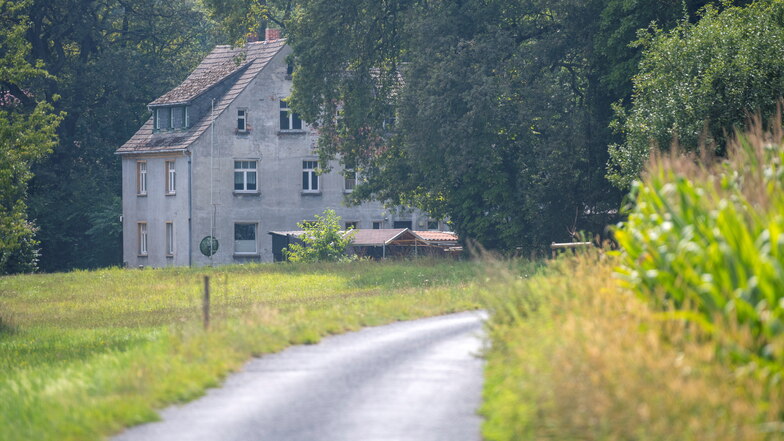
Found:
265,28 -> 281,41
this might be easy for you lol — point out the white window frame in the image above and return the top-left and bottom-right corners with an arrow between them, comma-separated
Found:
237,108 -> 248,132
344,169 -> 356,193
138,222 -> 148,256
234,222 -> 258,255
234,160 -> 258,193
372,221 -> 383,230
280,99 -> 303,131
165,222 -> 175,256
136,161 -> 147,195
165,160 -> 176,195
302,160 -> 319,193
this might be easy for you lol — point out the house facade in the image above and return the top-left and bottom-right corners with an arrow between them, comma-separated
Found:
116,32 -> 441,267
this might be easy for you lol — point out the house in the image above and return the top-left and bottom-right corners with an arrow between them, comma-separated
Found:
116,30 -> 446,267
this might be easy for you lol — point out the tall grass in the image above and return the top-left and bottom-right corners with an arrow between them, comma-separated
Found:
481,252 -> 782,441
0,259 -> 482,441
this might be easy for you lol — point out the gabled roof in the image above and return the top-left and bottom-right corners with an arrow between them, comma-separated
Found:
116,39 -> 287,155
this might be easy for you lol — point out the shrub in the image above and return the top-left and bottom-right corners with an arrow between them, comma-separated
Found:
284,209 -> 354,262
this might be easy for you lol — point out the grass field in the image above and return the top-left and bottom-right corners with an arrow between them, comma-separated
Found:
0,259 -> 482,441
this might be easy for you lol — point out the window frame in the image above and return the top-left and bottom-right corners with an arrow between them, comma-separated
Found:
344,221 -> 358,230
165,221 -> 175,256
343,169 -> 357,193
138,222 -> 148,256
279,99 -> 303,131
237,108 -> 248,133
233,160 -> 258,193
165,160 -> 176,195
372,221 -> 383,230
233,222 -> 258,255
301,160 -> 319,193
136,161 -> 147,196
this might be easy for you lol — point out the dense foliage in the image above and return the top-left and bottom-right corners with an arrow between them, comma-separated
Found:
609,0 -> 784,188
281,0 -> 725,252
615,119 -> 784,369
284,209 -> 354,262
0,0 -> 62,274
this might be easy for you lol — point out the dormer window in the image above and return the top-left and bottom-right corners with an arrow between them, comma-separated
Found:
154,106 -> 188,131
280,100 -> 302,131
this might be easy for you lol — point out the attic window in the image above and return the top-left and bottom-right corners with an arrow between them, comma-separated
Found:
237,109 -> 248,132
154,106 -> 188,131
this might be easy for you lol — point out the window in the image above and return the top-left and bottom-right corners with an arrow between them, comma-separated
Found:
234,160 -> 257,192
138,222 -> 148,256
234,223 -> 257,254
154,106 -> 187,130
344,170 -> 356,192
280,100 -> 302,131
165,160 -> 176,194
165,222 -> 174,256
372,221 -> 383,230
286,62 -> 294,77
237,109 -> 247,132
345,221 -> 358,230
302,161 -> 319,192
393,220 -> 412,229
136,161 -> 147,195
427,220 -> 439,230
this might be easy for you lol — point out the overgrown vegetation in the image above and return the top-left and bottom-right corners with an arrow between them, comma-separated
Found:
0,259 -> 481,441
284,209 -> 354,262
481,123 -> 784,439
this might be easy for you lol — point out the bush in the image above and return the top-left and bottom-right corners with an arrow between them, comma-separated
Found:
614,117 -> 784,369
284,209 -> 354,262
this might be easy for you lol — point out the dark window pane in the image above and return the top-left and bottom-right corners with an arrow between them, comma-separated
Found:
312,173 -> 318,190
247,172 -> 256,190
280,111 -> 289,130
393,221 -> 412,229
280,100 -> 287,109
237,118 -> 245,131
302,171 -> 308,189
292,113 -> 302,130
234,172 -> 244,190
234,224 -> 256,240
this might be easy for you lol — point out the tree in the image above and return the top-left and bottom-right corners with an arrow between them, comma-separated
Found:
0,0 -> 62,274
608,0 -> 784,189
284,209 -> 354,262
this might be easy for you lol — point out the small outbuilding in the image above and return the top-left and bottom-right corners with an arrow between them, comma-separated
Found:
268,228 -> 460,261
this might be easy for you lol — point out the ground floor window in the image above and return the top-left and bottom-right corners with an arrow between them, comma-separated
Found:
345,221 -> 358,230
372,221 -> 383,229
393,220 -> 412,229
234,223 -> 257,254
138,222 -> 148,255
165,222 -> 174,256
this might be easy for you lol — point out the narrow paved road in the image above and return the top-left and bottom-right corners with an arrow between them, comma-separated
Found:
113,311 -> 487,441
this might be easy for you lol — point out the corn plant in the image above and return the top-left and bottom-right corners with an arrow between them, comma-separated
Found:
615,118 -> 784,367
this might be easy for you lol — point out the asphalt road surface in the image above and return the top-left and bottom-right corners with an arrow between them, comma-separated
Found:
113,310 -> 487,441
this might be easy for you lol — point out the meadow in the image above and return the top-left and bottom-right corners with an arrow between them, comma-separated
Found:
0,259 -> 482,441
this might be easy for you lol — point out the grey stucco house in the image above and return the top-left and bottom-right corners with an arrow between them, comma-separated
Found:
116,31 -> 439,267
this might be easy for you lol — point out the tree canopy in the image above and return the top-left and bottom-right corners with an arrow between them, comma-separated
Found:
608,0 -> 781,189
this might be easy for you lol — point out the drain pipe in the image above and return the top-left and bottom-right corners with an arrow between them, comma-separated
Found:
188,150 -> 193,267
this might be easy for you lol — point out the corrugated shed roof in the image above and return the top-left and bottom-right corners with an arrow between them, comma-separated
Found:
413,231 -> 458,242
268,229 -> 430,247
116,39 -> 286,155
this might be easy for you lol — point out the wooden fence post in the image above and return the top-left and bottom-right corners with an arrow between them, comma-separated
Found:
203,275 -> 210,330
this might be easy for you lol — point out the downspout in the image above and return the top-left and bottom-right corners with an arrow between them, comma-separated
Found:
188,150 -> 193,267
